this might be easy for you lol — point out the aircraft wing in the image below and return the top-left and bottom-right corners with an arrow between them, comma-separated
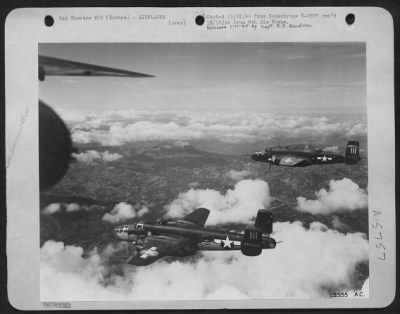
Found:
39,55 -> 154,80
278,155 -> 311,167
128,235 -> 196,266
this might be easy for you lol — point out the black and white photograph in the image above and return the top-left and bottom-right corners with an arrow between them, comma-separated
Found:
38,42 -> 370,301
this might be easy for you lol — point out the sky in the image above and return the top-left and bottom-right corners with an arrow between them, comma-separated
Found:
39,42 -> 366,116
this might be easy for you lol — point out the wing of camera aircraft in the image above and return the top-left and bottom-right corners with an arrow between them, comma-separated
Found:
39,55 -> 155,190
39,55 -> 154,80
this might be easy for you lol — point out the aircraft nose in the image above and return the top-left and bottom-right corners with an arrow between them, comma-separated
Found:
114,226 -> 122,237
251,152 -> 265,161
251,152 -> 259,160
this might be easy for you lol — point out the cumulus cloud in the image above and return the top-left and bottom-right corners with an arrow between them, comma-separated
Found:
102,151 -> 123,162
65,203 -> 80,212
165,179 -> 271,225
225,169 -> 252,181
42,203 -> 81,215
72,150 -> 123,163
40,221 -> 369,301
42,203 -> 62,215
359,278 -> 369,297
102,202 -> 149,224
64,109 -> 367,146
296,178 -> 368,215
172,141 -> 190,147
332,216 -> 346,229
40,176 -> 369,301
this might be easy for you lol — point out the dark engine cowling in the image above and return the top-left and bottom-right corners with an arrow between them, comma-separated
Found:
254,210 -> 273,234
344,141 -> 360,165
241,226 -> 263,256
39,101 -> 74,190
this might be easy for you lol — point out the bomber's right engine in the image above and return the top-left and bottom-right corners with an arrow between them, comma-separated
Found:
241,210 -> 273,256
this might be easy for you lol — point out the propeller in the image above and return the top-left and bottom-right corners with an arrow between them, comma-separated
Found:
267,147 -> 273,172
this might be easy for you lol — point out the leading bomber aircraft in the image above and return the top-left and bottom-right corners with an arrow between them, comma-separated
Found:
251,141 -> 360,168
38,55 -> 154,190
114,208 -> 277,266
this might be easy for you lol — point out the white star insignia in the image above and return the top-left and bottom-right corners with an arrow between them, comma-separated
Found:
321,155 -> 327,162
140,246 -> 159,258
221,236 -> 234,249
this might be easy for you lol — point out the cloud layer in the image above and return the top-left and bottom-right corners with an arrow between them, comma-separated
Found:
102,202 -> 149,224
164,179 -> 271,225
296,178 -> 368,215
41,178 -> 369,301
42,203 -> 81,215
225,169 -> 252,181
72,150 -> 123,163
62,109 -> 367,146
41,221 -> 369,301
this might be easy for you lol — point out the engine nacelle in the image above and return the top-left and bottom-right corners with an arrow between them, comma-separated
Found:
241,227 -> 263,256
39,101 -> 74,190
344,141 -> 360,165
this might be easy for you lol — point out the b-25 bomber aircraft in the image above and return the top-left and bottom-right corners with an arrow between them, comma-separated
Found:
251,141 -> 360,168
114,208 -> 277,266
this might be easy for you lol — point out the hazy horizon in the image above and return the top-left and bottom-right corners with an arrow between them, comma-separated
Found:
39,42 -> 366,116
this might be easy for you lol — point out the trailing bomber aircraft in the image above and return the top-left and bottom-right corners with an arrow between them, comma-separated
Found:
114,208 -> 277,266
38,55 -> 154,190
251,141 -> 360,168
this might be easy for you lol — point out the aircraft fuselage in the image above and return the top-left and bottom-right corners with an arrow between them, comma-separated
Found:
251,141 -> 360,167
114,221 -> 276,251
251,148 -> 345,167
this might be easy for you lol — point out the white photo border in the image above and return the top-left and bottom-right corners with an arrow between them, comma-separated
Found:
5,7 -> 395,310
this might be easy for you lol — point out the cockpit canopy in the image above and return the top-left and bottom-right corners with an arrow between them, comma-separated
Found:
114,225 -> 129,234
114,223 -> 144,234
252,151 -> 265,156
156,218 -> 174,225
